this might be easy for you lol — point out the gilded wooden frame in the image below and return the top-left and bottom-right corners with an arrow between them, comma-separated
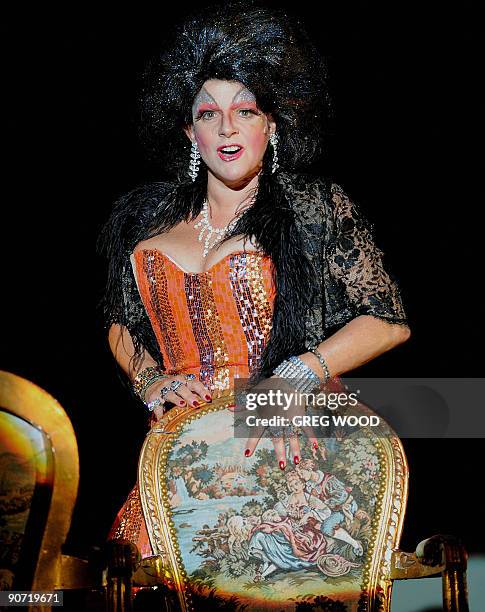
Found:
138,391 -> 409,612
0,370 -> 80,592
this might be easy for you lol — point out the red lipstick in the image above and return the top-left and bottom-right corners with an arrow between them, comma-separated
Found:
217,143 -> 244,161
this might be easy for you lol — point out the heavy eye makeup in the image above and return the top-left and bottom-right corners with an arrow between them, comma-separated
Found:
230,102 -> 262,118
194,103 -> 261,121
235,108 -> 261,118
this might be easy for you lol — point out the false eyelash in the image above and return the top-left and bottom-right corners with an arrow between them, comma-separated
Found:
194,108 -> 260,121
194,109 -> 217,121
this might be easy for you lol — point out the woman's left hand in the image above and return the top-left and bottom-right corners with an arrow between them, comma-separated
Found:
242,374 -> 320,469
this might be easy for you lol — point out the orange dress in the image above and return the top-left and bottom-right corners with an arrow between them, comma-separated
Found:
108,248 -> 276,557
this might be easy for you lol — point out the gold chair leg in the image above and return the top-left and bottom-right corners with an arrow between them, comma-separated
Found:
443,566 -> 469,612
416,534 -> 469,612
105,540 -> 140,612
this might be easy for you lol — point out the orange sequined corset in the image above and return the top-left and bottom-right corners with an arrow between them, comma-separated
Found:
131,249 -> 276,392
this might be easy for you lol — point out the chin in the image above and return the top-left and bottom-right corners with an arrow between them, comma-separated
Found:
211,161 -> 259,186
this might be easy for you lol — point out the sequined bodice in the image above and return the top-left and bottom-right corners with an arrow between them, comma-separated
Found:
132,249 -> 276,392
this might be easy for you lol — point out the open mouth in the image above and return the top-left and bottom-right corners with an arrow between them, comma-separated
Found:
217,144 -> 244,161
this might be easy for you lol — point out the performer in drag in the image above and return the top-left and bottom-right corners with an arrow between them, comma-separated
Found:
98,0 -> 410,596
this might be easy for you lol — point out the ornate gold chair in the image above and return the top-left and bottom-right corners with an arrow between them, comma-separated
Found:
0,370 -> 93,607
112,388 -> 468,611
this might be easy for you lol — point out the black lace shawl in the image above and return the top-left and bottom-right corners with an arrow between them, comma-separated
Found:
97,172 -> 408,385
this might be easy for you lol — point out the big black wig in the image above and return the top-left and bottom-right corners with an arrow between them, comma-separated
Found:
138,1 -> 332,175
98,1 -> 333,388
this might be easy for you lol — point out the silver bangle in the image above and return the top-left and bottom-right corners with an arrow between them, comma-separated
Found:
273,356 -> 321,394
307,345 -> 331,385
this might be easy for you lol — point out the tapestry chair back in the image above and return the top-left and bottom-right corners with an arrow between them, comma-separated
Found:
138,386 -> 408,611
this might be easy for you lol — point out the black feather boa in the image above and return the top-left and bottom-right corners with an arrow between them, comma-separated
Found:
97,169 -> 317,386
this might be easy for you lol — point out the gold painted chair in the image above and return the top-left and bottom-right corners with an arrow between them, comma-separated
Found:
114,388 -> 468,611
0,371 -> 94,609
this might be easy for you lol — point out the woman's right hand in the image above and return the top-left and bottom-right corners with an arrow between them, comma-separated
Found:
144,375 -> 212,421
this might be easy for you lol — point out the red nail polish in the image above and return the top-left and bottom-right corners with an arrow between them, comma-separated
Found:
205,395 -> 212,401
179,400 -> 186,406
279,460 -> 286,470
244,449 -> 251,457
193,401 -> 199,407
293,456 -> 300,465
313,442 -> 319,449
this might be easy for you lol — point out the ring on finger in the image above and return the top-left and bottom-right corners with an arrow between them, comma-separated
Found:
287,424 -> 303,437
160,380 -> 184,399
267,425 -> 286,438
160,385 -> 171,400
160,379 -> 185,400
265,424 -> 302,438
170,380 -> 185,393
183,373 -> 196,382
145,397 -> 165,413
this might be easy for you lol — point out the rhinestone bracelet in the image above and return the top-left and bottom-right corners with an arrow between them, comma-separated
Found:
133,366 -> 169,403
307,345 -> 331,385
273,355 -> 321,394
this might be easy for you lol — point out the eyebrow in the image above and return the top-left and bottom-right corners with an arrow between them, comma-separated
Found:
192,87 -> 217,113
229,101 -> 258,110
232,87 -> 257,104
192,85 -> 258,115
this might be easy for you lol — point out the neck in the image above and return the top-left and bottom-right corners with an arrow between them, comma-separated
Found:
206,169 -> 260,220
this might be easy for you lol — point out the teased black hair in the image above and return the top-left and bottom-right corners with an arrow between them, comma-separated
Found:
98,2 -> 331,389
138,0 -> 332,177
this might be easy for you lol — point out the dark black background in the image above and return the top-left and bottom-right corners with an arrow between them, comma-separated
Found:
1,1 -> 482,558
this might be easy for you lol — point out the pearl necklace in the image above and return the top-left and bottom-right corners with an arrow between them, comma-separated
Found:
194,194 -> 255,257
